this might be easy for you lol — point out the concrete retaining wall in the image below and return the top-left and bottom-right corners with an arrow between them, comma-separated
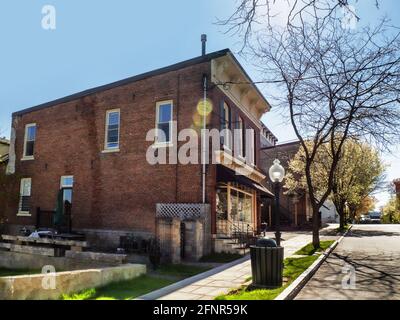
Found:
0,264 -> 146,300
0,251 -> 122,271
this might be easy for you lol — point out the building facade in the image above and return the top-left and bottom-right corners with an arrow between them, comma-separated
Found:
5,49 -> 276,259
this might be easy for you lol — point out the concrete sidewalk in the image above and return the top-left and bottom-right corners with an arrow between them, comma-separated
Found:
138,226 -> 338,300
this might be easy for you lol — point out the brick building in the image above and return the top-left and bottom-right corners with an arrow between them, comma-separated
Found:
394,179 -> 400,199
4,47 -> 278,260
0,138 -> 9,166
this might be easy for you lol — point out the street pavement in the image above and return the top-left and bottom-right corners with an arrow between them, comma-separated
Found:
295,224 -> 400,300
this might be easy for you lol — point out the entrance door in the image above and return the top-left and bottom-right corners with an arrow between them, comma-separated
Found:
60,176 -> 73,232
60,176 -> 73,207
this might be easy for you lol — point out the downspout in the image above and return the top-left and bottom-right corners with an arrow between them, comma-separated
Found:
202,74 -> 207,204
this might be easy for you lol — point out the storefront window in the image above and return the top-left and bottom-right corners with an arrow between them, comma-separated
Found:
216,183 -> 255,235
216,189 -> 228,220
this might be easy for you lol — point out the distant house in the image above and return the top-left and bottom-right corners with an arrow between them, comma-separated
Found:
260,141 -> 339,229
394,179 -> 400,199
0,138 -> 10,167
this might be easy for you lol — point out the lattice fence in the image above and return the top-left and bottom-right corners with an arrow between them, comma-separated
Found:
156,203 -> 210,220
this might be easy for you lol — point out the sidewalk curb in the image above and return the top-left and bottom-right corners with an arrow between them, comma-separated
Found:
135,254 -> 250,300
275,225 -> 353,300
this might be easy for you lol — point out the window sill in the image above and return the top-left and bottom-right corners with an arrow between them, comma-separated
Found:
102,148 -> 120,154
21,156 -> 34,161
17,212 -> 31,217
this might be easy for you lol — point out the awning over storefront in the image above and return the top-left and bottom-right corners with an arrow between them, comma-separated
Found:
217,165 -> 274,198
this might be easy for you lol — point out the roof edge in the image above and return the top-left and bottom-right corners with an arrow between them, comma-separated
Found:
13,49 -> 231,117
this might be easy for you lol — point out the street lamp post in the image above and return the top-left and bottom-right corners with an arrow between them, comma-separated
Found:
269,159 -> 285,247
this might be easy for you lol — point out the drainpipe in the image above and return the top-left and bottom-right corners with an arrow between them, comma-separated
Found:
202,74 -> 207,204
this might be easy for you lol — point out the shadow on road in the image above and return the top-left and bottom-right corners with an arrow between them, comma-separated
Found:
346,229 -> 400,238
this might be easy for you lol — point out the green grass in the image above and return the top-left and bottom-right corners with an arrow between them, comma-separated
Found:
199,252 -> 243,263
61,264 -> 211,300
215,255 -> 318,300
216,240 -> 336,301
294,240 -> 335,256
0,268 -> 40,277
61,275 -> 175,300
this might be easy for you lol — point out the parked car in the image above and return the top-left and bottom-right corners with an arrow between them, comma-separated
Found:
359,214 -> 371,224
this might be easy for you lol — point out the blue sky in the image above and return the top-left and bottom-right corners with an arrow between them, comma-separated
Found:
0,0 -> 399,208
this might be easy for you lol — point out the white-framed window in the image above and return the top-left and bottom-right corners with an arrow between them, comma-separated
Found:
60,176 -> 74,188
237,116 -> 244,157
104,109 -> 120,151
18,178 -> 32,215
22,123 -> 36,160
155,101 -> 173,145
246,127 -> 256,165
221,102 -> 232,149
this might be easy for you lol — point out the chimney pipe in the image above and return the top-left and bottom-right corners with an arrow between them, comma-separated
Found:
201,34 -> 207,56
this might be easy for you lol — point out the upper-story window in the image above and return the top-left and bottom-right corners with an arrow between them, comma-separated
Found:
18,178 -> 32,216
155,101 -> 173,144
23,123 -> 36,160
237,116 -> 245,158
104,109 -> 120,151
220,102 -> 232,149
247,127 -> 256,165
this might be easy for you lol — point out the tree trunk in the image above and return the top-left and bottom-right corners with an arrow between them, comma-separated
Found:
335,201 -> 346,230
339,210 -> 345,230
312,204 -> 320,248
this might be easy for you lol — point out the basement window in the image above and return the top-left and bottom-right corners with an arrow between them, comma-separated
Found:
22,124 -> 36,160
18,178 -> 32,216
104,109 -> 120,151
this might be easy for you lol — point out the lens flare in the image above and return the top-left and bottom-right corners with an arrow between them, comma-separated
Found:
196,98 -> 213,116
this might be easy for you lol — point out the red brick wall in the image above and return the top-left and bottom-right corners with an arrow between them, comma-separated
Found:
7,62 -> 216,234
6,61 -> 264,237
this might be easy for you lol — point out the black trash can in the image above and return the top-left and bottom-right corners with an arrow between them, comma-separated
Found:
250,238 -> 284,288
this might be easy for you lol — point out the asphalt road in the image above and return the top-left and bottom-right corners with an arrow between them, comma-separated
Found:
295,224 -> 400,300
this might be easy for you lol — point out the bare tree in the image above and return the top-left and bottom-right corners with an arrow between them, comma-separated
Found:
218,0 -> 380,50
220,3 -> 400,247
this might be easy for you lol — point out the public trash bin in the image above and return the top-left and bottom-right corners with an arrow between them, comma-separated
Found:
250,238 -> 284,288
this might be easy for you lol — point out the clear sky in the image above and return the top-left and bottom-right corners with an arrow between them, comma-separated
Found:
0,0 -> 399,208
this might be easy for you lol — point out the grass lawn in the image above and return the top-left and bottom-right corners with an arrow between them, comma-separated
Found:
61,264 -> 211,300
215,255 -> 318,300
0,268 -> 40,277
155,264 -> 211,278
199,252 -> 243,264
294,240 -> 335,256
61,275 -> 176,300
216,240 -> 335,300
